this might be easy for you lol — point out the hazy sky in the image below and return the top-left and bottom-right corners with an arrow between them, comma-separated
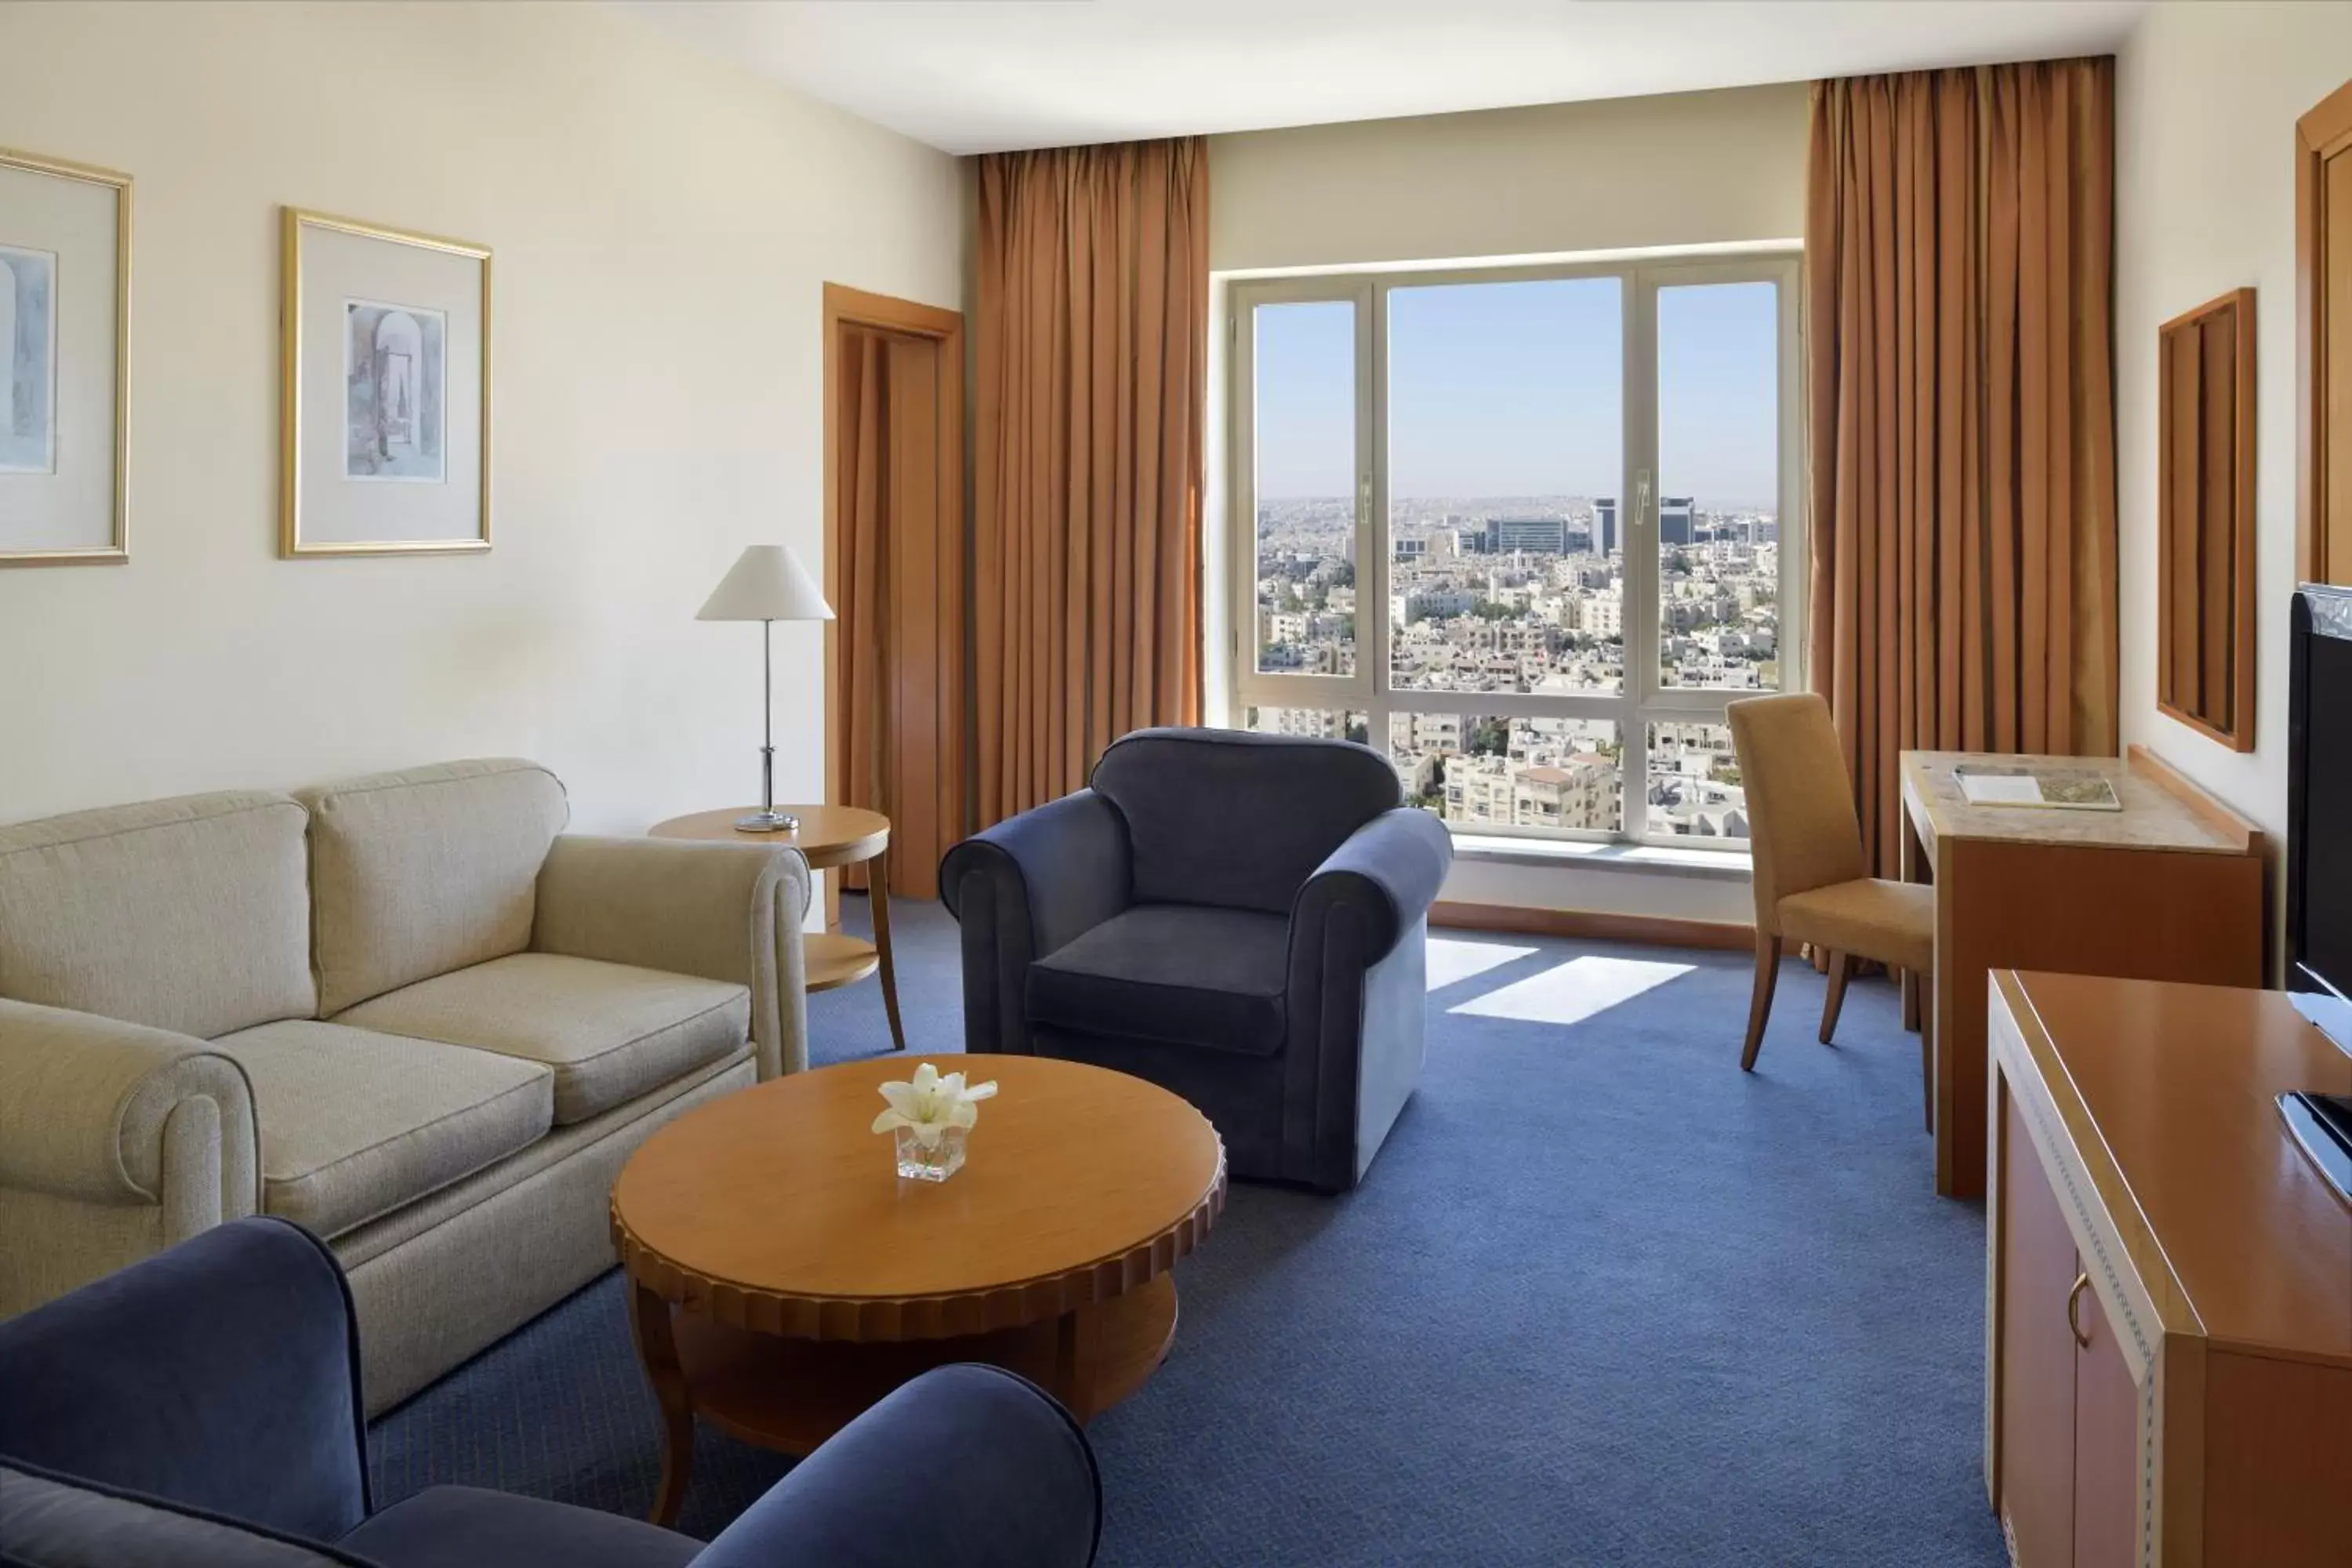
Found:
1254,277 -> 1779,510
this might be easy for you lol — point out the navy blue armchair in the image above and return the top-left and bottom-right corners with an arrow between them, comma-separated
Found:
941,728 -> 1453,1193
0,1218 -> 1101,1568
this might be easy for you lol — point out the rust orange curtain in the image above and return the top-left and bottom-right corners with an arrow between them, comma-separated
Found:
835,329 -> 888,893
1806,60 -> 2118,877
974,137 -> 1208,828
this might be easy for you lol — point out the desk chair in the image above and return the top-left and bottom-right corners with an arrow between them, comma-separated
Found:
1727,693 -> 1935,1126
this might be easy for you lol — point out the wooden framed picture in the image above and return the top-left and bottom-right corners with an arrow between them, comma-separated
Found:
0,146 -> 130,567
281,207 -> 489,557
2157,287 -> 2256,751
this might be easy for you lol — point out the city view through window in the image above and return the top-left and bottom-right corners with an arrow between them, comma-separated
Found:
1238,269 -> 1788,844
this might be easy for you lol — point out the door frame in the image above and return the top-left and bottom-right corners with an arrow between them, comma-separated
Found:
2297,78 -> 2352,584
821,283 -> 966,916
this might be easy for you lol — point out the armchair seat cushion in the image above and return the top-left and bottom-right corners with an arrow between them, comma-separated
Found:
334,953 -> 750,1125
339,1486 -> 700,1568
1027,905 -> 1289,1056
209,1022 -> 553,1240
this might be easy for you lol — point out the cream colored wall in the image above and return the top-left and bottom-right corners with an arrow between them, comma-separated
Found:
2115,4 -> 2352,924
1204,85 -> 1809,927
0,2 -> 962,834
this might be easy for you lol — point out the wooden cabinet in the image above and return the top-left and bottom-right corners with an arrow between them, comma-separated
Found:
1987,971 -> 2352,1568
1994,1092 -> 2079,1564
2064,1225 -> 2138,1566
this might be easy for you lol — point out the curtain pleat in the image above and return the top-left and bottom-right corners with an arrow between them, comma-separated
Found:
1806,60 -> 2118,876
974,138 -> 1207,829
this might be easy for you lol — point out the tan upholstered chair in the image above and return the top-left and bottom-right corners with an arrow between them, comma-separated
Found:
1726,694 -> 1934,1116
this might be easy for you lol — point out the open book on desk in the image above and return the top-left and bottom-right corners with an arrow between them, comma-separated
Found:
1951,764 -> 2122,811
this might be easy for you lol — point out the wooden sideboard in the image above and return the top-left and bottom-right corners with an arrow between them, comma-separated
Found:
1987,970 -> 2352,1568
1902,746 -> 2266,1198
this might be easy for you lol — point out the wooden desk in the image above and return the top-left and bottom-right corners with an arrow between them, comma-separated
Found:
1987,971 -> 2352,1567
1900,746 -> 2264,1197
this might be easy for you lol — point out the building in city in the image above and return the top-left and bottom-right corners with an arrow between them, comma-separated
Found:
1659,495 -> 1695,546
1486,517 -> 1569,554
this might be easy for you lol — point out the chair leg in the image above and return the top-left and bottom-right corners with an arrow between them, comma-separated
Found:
1741,935 -> 1783,1072
1818,950 -> 1854,1044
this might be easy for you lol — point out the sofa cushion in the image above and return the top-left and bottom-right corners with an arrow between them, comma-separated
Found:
0,1461 -> 375,1568
334,953 -> 750,1125
209,1021 -> 553,1240
1091,728 -> 1401,915
339,1486 -> 699,1568
0,791 -> 314,1040
296,760 -> 569,1016
1027,904 -> 1290,1056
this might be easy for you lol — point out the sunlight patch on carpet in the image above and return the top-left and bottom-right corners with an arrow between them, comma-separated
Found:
1446,954 -> 1697,1028
1425,937 -> 1538,992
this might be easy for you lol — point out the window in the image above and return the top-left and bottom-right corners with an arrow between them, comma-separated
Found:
1229,256 -> 1798,846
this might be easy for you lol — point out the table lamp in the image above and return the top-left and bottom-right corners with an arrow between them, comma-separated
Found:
697,544 -> 834,833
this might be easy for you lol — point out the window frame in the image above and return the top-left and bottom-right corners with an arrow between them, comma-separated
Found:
1226,250 -> 1802,849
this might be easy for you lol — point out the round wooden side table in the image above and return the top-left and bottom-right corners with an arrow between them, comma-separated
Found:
649,804 -> 905,1054
611,1054 -> 1226,1526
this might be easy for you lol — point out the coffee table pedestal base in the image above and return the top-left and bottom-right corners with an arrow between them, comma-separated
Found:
634,1273 -> 1178,1526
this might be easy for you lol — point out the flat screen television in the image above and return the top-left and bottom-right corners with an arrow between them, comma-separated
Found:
2287,585 -> 2352,1014
2282,586 -> 2352,1198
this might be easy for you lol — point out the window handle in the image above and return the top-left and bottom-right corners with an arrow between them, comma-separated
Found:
1635,470 -> 1652,529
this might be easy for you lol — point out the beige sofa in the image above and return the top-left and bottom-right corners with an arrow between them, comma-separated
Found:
0,759 -> 809,1414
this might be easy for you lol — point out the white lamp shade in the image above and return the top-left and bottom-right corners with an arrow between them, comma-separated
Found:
695,545 -> 834,622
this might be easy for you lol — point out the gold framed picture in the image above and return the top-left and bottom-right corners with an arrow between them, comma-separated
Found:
281,207 -> 490,557
0,146 -> 131,568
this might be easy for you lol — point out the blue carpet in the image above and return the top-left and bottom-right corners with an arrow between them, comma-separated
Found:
370,899 -> 2004,1566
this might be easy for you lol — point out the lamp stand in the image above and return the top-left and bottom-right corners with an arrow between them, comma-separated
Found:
735,618 -> 798,833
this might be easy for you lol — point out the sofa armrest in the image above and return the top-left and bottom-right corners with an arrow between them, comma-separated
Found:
0,997 -> 256,1225
532,835 -> 812,1077
0,1217 -> 371,1544
693,1365 -> 1099,1568
1292,808 -> 1454,966
938,790 -> 1131,1054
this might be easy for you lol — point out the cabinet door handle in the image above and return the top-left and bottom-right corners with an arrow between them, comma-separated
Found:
2066,1272 -> 2093,1348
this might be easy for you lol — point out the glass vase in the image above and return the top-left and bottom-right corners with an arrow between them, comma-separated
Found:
895,1124 -> 967,1182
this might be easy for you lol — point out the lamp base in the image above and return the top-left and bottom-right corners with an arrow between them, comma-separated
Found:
734,810 -> 799,834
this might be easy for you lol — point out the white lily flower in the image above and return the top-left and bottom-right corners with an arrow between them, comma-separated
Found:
873,1062 -> 1000,1148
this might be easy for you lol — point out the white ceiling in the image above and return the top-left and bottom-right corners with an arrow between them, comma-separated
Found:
621,0 -> 2148,156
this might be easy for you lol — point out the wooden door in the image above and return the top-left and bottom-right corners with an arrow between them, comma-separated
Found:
2299,80 -> 2352,585
1997,1094 -> 2079,1567
2069,1281 -> 2139,1568
823,285 -> 965,905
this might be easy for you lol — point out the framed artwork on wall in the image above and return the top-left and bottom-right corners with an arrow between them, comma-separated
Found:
281,207 -> 490,557
2157,288 -> 2257,752
0,146 -> 130,567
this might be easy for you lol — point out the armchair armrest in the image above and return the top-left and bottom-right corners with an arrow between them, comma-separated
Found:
0,996 -> 256,1234
695,1365 -> 1100,1568
0,1217 -> 370,1544
532,834 -> 812,1077
1293,808 -> 1454,965
938,790 -> 1131,1054
1281,809 -> 1452,1192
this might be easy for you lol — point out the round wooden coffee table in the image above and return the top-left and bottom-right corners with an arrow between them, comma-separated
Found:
610,1054 -> 1226,1526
